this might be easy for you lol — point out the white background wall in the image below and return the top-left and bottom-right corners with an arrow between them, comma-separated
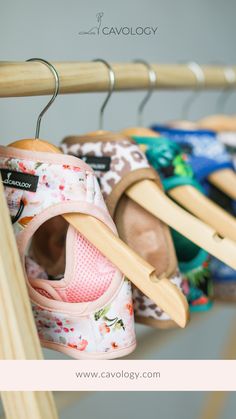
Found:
1,1 -> 236,418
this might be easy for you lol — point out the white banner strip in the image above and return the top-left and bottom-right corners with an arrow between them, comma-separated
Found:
0,360 -> 236,391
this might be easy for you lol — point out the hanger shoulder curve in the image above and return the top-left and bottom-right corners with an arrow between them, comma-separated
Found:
8,138 -> 189,328
9,138 -> 61,153
126,179 -> 236,270
124,127 -> 236,241
122,127 -> 158,138
208,168 -> 236,201
64,213 -> 189,328
169,185 -> 236,242
198,115 -> 236,132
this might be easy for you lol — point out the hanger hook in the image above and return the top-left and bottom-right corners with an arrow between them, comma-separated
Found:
133,59 -> 157,126
182,62 -> 205,120
215,66 -> 236,114
26,58 -> 60,139
93,59 -> 115,130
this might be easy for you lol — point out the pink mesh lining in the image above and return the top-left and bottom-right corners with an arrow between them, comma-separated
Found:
57,229 -> 116,303
5,152 -> 120,305
26,230 -> 117,304
35,287 -> 55,300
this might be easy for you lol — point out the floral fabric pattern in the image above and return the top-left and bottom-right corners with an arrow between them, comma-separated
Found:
150,126 -> 234,193
181,258 -> 213,311
134,136 -> 198,192
145,139 -> 193,179
0,147 -> 136,359
32,277 -> 136,355
0,154 -> 108,236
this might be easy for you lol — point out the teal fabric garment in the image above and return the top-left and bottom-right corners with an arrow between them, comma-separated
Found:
132,134 -> 213,307
172,229 -> 208,273
133,135 -> 202,192
150,125 -> 234,195
171,229 -> 212,300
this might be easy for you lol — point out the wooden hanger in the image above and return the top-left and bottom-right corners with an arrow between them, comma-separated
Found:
121,61 -> 236,243
160,127 -> 236,202
7,59 -> 189,328
9,137 -> 189,327
182,63 -> 236,202
167,120 -> 198,129
208,169 -> 236,200
198,67 -> 236,132
74,58 -> 236,270
198,115 -> 235,132
122,127 -> 236,242
122,126 -> 158,137
75,128 -> 236,268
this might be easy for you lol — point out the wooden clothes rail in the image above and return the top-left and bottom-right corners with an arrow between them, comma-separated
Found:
1,61 -> 236,419
0,62 -> 236,97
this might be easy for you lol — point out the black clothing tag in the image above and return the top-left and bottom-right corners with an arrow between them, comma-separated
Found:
81,156 -> 111,172
1,169 -> 39,192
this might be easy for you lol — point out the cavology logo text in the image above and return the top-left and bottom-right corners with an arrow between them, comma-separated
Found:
4,172 -> 32,189
78,12 -> 158,36
1,169 -> 39,192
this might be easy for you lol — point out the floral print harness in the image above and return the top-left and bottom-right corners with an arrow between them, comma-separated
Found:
0,146 -> 136,359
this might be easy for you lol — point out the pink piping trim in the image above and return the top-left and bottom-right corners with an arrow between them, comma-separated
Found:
0,145 -> 125,315
41,340 -> 136,359
29,279 -> 64,301
32,270 -> 123,316
17,202 -> 123,315
0,145 -> 93,173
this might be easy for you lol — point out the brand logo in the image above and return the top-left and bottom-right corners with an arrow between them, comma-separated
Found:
1,169 -> 39,192
4,172 -> 31,189
78,12 -> 158,36
81,156 -> 111,172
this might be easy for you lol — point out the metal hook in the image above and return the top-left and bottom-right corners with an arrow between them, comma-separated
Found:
26,58 -> 60,139
133,59 -> 157,126
215,66 -> 236,114
182,62 -> 205,120
93,59 -> 115,130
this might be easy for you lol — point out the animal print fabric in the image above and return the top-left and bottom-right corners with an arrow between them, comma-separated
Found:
61,135 -> 159,216
62,135 -> 186,326
132,271 -> 184,322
